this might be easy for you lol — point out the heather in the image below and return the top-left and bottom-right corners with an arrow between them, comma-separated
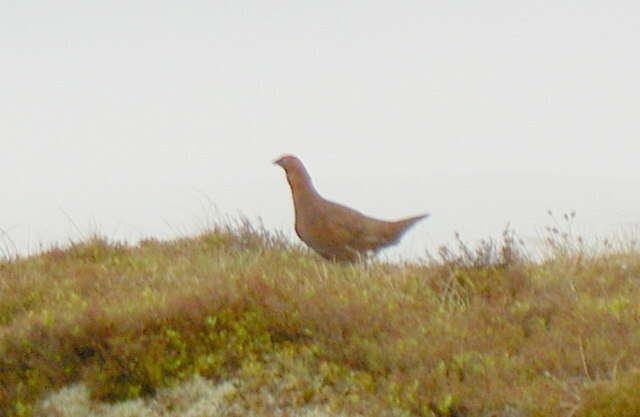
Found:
1,217 -> 640,417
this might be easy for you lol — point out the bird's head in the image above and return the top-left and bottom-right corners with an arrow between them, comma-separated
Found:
273,154 -> 303,172
273,154 -> 314,190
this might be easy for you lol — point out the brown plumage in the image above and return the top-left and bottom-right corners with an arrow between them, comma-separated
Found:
274,155 -> 429,262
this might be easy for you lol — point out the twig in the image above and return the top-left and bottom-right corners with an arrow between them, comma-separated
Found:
578,337 -> 592,382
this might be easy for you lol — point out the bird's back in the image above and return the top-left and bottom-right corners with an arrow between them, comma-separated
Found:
295,196 -> 427,262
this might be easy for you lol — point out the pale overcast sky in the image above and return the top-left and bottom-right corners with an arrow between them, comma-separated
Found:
2,2 -> 640,259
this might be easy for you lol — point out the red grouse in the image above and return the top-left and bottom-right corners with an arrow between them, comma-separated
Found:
274,155 -> 428,262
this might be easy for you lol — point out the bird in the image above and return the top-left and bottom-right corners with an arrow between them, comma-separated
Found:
274,154 -> 429,262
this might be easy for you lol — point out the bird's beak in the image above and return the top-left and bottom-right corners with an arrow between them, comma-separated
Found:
273,157 -> 284,167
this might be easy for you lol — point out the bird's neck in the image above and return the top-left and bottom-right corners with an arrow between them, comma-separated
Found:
287,167 -> 320,208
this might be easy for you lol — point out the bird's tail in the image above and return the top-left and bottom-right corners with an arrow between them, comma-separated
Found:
402,213 -> 429,224
388,213 -> 429,243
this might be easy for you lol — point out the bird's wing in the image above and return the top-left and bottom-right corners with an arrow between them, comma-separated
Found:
315,201 -> 377,249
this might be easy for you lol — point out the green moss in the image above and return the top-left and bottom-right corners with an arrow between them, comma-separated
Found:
83,308 -> 276,403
